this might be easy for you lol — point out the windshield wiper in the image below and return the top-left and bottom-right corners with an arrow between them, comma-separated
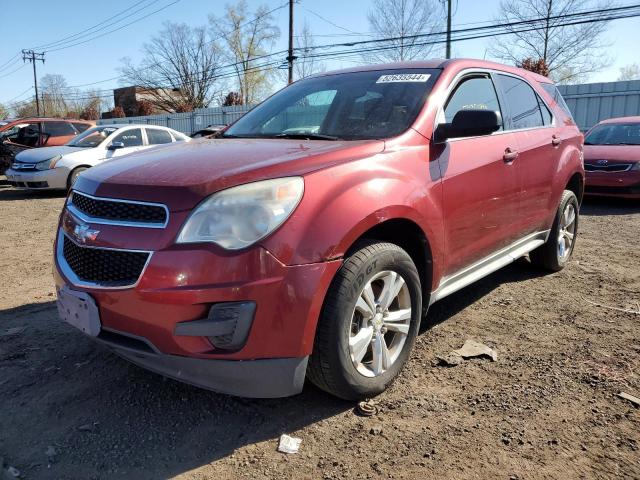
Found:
273,133 -> 340,141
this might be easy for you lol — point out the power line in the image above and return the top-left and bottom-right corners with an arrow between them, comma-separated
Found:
4,86 -> 34,104
45,0 -> 182,53
0,63 -> 27,80
32,0 -> 155,50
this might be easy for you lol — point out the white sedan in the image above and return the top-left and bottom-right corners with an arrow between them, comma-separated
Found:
5,124 -> 190,190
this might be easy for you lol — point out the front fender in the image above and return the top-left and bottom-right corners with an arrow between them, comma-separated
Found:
260,145 -> 444,277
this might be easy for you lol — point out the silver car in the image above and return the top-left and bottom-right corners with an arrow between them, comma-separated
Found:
5,124 -> 190,190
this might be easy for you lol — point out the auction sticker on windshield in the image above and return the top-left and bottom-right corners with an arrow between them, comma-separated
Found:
376,73 -> 431,83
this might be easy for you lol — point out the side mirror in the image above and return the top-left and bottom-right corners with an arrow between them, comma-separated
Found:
435,110 -> 502,142
108,141 -> 125,150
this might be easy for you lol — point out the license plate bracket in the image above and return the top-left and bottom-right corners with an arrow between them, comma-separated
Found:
56,286 -> 101,337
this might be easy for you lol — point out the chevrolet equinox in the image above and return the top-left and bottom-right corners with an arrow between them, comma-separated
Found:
54,59 -> 584,400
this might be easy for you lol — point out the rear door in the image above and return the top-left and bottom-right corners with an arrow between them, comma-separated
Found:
145,128 -> 174,147
437,72 -> 521,276
494,74 -> 559,236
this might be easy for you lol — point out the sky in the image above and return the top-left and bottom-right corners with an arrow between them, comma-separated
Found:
0,0 -> 638,108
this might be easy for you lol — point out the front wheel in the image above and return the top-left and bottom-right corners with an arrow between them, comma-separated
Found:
529,189 -> 579,271
67,166 -> 88,191
307,241 -> 422,400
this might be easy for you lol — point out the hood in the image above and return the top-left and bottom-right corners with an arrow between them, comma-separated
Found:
75,138 -> 385,211
584,144 -> 640,163
14,145 -> 86,163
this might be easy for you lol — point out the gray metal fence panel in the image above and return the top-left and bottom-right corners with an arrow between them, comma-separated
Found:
557,80 -> 640,131
98,105 -> 253,135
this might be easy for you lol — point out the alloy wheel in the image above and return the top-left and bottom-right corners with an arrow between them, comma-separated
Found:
348,270 -> 412,378
558,203 -> 577,260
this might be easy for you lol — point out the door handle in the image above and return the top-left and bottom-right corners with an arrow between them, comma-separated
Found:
503,148 -> 519,163
552,135 -> 562,146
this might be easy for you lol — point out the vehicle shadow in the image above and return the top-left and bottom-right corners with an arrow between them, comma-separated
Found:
0,301 -> 350,479
580,196 -> 640,216
422,258 -> 546,331
0,184 -> 66,201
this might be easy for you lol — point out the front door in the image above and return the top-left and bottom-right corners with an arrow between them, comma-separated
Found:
434,73 -> 521,277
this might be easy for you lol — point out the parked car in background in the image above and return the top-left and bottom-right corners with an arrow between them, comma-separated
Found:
6,124 -> 189,190
583,116 -> 640,199
0,118 -> 94,174
190,124 -> 226,138
54,59 -> 583,400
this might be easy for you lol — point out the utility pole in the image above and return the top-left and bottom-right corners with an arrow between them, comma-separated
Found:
287,0 -> 295,84
22,50 -> 45,116
445,0 -> 452,59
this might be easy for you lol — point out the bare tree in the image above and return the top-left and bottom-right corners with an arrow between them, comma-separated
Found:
41,74 -> 69,117
618,63 -> 640,81
210,1 -> 280,105
365,0 -> 442,63
294,21 -> 326,80
490,0 -> 614,83
0,103 -> 7,120
120,22 -> 224,112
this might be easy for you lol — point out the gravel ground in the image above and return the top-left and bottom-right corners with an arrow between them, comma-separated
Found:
0,183 -> 639,480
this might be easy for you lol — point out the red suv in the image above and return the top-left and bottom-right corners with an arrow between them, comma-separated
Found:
53,60 -> 584,400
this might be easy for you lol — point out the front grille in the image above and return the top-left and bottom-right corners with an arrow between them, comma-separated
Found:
71,192 -> 167,225
584,162 -> 632,172
62,235 -> 149,287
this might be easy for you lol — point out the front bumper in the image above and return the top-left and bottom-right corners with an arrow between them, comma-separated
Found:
5,167 -> 68,190
585,170 -> 640,199
108,339 -> 309,398
54,227 -> 342,397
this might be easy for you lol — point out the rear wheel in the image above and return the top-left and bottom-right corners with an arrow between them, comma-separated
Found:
67,167 -> 88,191
307,241 -> 422,400
529,190 -> 579,271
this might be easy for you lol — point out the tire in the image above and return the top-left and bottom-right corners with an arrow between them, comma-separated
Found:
529,190 -> 579,272
67,167 -> 88,191
307,241 -> 422,400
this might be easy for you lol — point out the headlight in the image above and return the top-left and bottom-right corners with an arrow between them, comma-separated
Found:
35,154 -> 63,171
176,177 -> 304,250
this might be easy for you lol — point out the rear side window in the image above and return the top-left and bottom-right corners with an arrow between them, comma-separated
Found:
541,83 -> 573,119
73,122 -> 91,133
43,121 -> 76,137
496,74 -> 543,130
112,128 -> 143,147
146,128 -> 173,145
443,75 -> 502,127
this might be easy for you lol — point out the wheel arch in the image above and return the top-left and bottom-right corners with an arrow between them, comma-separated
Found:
67,165 -> 92,189
565,171 -> 584,204
343,217 -> 434,310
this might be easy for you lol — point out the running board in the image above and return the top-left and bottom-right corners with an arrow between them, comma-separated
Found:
429,230 -> 549,306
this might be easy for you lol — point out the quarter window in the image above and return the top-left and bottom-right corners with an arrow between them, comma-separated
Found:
112,128 -> 143,147
537,95 -> 553,126
496,75 -> 543,129
443,76 -> 502,128
541,83 -> 574,119
146,128 -> 173,145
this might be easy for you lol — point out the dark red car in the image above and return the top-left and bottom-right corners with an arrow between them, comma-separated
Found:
583,116 -> 640,199
53,59 -> 584,399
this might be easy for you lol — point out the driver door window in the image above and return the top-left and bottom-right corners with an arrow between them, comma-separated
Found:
111,129 -> 143,148
443,76 -> 502,129
5,123 -> 42,147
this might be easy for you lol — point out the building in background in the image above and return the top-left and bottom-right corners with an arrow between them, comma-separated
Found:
108,86 -> 185,117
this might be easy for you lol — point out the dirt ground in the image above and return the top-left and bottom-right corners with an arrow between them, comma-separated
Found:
0,182 -> 638,480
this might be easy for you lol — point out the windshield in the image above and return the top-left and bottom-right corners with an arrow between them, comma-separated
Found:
67,125 -> 118,148
224,69 -> 439,140
585,122 -> 640,146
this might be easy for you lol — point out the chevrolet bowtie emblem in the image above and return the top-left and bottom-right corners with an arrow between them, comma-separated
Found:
73,223 -> 100,244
